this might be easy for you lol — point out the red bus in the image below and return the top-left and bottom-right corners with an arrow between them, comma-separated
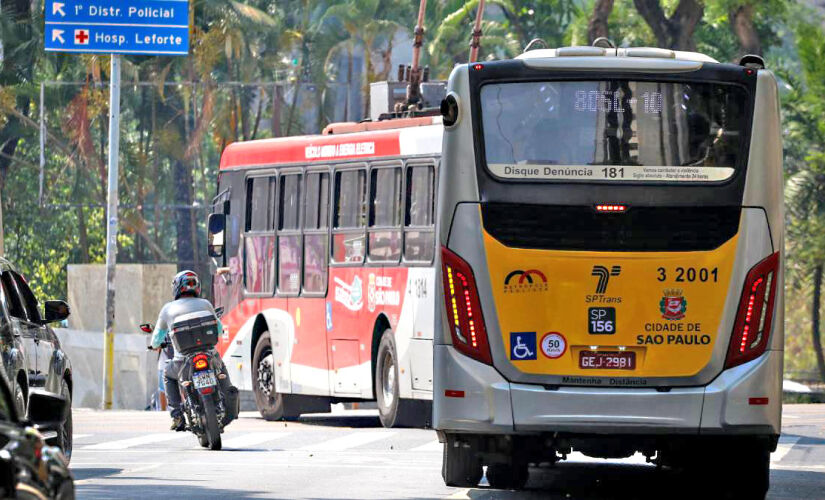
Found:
207,117 -> 442,427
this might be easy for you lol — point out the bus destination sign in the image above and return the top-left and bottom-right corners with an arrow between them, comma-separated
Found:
44,0 -> 189,56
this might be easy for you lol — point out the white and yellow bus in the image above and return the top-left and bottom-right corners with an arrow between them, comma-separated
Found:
434,46 -> 783,497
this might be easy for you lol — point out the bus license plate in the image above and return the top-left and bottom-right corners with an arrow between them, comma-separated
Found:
193,370 -> 217,389
579,351 -> 636,370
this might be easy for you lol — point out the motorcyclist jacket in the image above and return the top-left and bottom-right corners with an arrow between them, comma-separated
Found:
151,297 -> 223,360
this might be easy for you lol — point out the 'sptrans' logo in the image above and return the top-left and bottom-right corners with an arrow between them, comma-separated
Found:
509,332 -> 537,360
591,265 -> 621,294
660,289 -> 687,320
503,269 -> 548,294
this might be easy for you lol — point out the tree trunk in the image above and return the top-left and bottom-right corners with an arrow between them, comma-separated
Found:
813,265 -> 825,383
633,0 -> 704,51
174,159 -> 194,271
588,0 -> 615,45
76,206 -> 90,263
730,4 -> 761,57
271,84 -> 282,137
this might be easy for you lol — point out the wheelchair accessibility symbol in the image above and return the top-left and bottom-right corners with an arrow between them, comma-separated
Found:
510,332 -> 537,361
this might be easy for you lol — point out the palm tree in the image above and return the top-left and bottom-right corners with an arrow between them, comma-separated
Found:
782,20 -> 825,382
427,0 -> 520,79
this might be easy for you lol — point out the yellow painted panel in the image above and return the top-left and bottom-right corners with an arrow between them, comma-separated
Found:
483,229 -> 739,378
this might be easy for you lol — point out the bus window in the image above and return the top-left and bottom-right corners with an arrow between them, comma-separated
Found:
368,166 -> 402,262
404,164 -> 435,263
244,176 -> 276,294
332,169 -> 367,264
303,171 -> 329,294
278,173 -> 302,295
245,176 -> 276,232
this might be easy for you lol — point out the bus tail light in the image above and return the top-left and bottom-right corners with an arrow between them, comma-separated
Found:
725,252 -> 779,369
441,246 -> 493,365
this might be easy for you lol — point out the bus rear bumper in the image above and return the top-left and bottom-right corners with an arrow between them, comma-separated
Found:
434,345 -> 781,436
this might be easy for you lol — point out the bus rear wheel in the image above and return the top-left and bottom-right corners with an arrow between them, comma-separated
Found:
375,330 -> 431,428
486,461 -> 529,490
252,332 -> 284,421
375,330 -> 401,427
442,434 -> 482,487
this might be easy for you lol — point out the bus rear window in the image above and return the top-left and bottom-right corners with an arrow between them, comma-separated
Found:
480,80 -> 749,183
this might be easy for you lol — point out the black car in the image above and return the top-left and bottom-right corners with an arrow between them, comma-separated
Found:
0,372 -> 74,500
0,259 -> 73,460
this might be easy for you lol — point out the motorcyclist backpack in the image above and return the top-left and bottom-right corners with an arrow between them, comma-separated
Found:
169,310 -> 220,354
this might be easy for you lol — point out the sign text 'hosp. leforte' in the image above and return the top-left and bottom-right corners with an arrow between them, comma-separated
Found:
45,0 -> 189,56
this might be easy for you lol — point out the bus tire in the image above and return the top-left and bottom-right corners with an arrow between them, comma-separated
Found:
722,443 -> 770,499
375,329 -> 402,427
442,434 -> 482,487
252,332 -> 284,421
486,461 -> 529,490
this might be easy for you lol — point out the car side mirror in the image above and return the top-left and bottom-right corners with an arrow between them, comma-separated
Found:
43,300 -> 70,323
214,307 -> 224,319
208,213 -> 226,258
26,390 -> 68,427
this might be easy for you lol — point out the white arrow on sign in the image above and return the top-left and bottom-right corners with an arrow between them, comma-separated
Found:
52,29 -> 65,44
52,2 -> 65,16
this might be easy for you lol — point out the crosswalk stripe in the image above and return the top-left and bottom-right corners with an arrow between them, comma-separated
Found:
411,440 -> 442,452
300,431 -> 395,451
772,437 -> 800,463
72,434 -> 91,440
222,432 -> 291,449
83,433 -> 185,450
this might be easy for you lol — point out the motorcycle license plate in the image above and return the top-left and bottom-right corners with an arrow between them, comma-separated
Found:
579,351 -> 636,370
193,370 -> 217,389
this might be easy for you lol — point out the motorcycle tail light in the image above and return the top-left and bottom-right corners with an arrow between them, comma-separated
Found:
193,353 -> 209,371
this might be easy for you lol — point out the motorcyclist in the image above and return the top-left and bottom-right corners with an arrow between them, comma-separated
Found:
151,270 -> 232,431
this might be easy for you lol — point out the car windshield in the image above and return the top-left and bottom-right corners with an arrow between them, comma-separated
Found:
480,80 -> 749,183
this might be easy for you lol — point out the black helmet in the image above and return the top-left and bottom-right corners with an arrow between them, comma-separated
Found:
172,270 -> 201,299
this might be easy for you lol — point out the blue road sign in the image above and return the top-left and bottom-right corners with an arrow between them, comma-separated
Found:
44,0 -> 189,56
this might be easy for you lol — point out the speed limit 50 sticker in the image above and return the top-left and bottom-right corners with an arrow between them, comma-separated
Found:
541,332 -> 567,359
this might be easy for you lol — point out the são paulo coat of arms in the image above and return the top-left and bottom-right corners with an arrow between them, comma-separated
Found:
660,289 -> 687,320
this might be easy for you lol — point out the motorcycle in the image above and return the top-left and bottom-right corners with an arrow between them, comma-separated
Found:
141,307 -> 238,450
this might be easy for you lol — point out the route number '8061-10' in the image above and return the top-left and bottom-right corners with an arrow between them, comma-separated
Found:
657,267 -> 718,283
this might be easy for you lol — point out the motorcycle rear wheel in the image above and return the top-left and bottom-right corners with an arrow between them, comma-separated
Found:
202,395 -> 222,451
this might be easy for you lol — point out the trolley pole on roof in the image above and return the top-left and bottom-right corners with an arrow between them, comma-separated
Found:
102,54 -> 121,410
44,0 -> 191,409
469,0 -> 486,63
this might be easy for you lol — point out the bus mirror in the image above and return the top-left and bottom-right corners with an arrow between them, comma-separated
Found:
441,94 -> 459,127
208,213 -> 226,258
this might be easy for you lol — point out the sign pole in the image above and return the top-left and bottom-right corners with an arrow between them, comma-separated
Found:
102,54 -> 121,410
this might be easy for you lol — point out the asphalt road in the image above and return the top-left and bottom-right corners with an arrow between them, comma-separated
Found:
70,404 -> 825,499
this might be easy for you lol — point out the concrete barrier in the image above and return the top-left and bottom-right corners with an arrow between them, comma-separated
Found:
56,329 -> 159,410
60,263 -> 178,410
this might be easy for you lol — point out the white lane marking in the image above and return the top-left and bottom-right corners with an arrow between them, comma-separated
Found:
222,432 -> 291,449
772,437 -> 801,463
72,434 -> 91,440
411,440 -> 443,452
445,489 -> 471,499
83,433 -> 185,450
300,431 -> 395,451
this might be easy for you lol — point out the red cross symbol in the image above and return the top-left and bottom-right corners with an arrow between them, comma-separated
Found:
74,29 -> 89,45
